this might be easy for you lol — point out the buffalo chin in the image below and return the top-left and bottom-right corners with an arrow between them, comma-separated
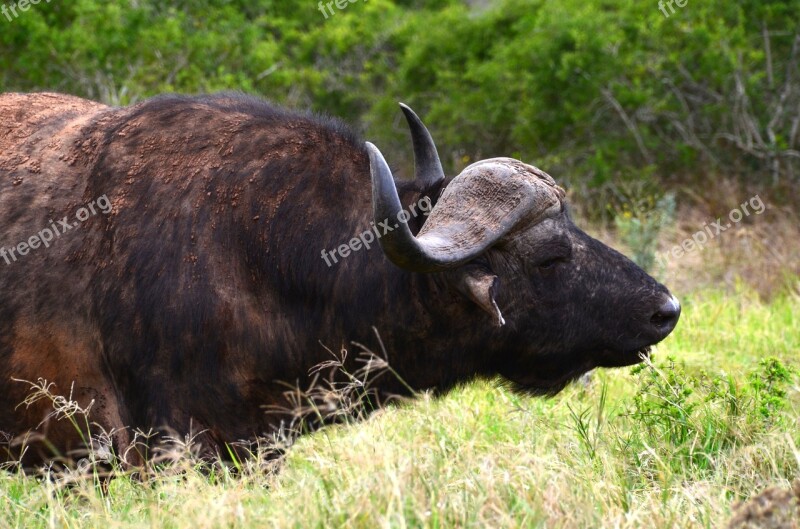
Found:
503,359 -> 595,397
596,346 -> 652,368
505,346 -> 651,396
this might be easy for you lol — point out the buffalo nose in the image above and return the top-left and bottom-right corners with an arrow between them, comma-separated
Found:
650,295 -> 681,336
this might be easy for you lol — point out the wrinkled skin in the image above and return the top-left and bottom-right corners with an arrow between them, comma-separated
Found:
0,92 -> 679,467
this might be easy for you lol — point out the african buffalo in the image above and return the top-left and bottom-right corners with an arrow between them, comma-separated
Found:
0,92 -> 680,466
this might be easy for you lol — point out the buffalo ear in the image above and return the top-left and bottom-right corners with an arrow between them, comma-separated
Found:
455,265 -> 505,327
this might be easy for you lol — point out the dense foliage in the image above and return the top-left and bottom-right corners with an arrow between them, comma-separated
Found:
1,0 -> 798,205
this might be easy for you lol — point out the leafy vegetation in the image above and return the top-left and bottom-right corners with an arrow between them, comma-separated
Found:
614,190 -> 676,271
1,0 -> 799,208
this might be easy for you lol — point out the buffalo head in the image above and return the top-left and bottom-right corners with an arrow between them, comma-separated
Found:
368,105 -> 680,395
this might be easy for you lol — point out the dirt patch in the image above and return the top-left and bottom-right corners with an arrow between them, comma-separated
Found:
727,480 -> 800,529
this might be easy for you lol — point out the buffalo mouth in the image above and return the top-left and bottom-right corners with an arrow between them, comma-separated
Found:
597,345 -> 652,368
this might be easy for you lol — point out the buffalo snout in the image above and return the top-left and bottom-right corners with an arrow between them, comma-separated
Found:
649,294 -> 681,338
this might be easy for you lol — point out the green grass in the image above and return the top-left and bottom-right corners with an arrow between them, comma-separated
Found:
2,285 -> 799,528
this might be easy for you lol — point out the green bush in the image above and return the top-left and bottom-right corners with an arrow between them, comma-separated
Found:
1,0 -> 798,204
614,191 -> 676,272
624,355 -> 796,475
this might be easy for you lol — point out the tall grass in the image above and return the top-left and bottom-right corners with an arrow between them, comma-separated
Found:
1,285 -> 798,528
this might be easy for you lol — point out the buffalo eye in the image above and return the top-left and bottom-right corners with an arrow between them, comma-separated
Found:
532,240 -> 572,271
537,256 -> 566,269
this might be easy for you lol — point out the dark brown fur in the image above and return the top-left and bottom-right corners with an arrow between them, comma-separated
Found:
0,92 -> 677,466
